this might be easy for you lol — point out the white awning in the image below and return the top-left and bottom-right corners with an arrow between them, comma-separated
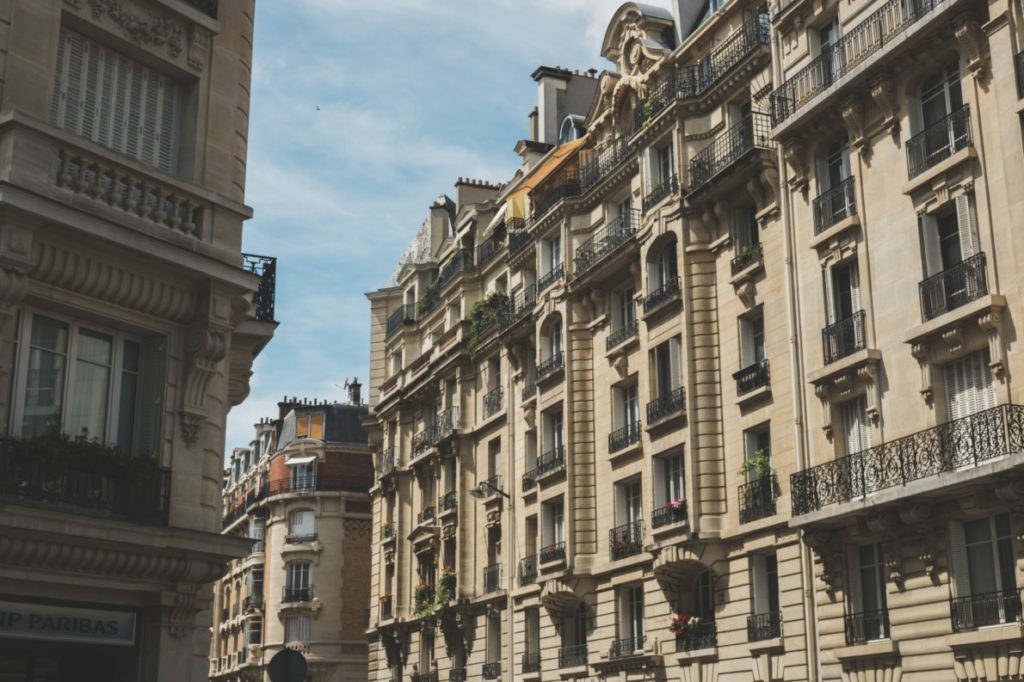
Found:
284,456 -> 316,466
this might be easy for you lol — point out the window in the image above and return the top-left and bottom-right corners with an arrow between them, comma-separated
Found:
818,140 -> 851,195
486,611 -> 501,665
249,517 -> 265,542
291,461 -> 316,491
846,543 -> 888,642
247,566 -> 263,599
921,195 -> 981,280
648,236 -> 679,292
420,628 -> 435,672
488,438 -> 502,484
288,509 -> 315,540
283,616 -> 310,644
816,19 -> 843,84
50,28 -> 182,173
286,562 -> 312,590
739,313 -> 766,369
14,311 -> 164,454
950,515 -> 1017,626
611,287 -> 636,333
389,350 -> 403,376
734,208 -> 759,249
617,478 -> 643,526
944,350 -> 997,421
559,115 -> 585,143
743,424 -> 772,483
525,608 -> 541,655
542,498 -> 565,551
245,616 -> 262,646
618,584 -> 645,652
653,452 -> 685,507
649,141 -> 675,185
750,553 -> 780,616
650,337 -> 682,398
562,602 -> 589,649
543,234 -> 562,276
543,409 -> 563,454
613,382 -> 640,430
678,570 -> 715,621
841,397 -> 871,457
542,317 -> 563,361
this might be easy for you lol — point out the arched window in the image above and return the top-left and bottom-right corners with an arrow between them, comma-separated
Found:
541,315 -> 563,361
648,234 -> 679,293
559,115 -> 586,144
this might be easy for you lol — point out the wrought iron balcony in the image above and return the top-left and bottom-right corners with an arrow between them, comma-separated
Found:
609,421 -> 642,453
532,167 -> 580,219
610,519 -> 644,560
578,138 -> 634,194
483,564 -> 503,593
607,318 -> 639,350
267,473 -> 369,496
642,174 -> 678,212
734,359 -> 770,395
449,668 -> 467,682
907,104 -> 971,178
482,662 -> 502,679
483,387 -> 503,418
379,595 -> 393,620
508,219 -> 533,255
739,475 -> 778,523
919,252 -> 987,321
518,555 -> 538,586
435,248 -> 475,290
242,254 -> 277,322
0,435 -> 170,525
440,490 -> 457,512
747,611 -> 782,641
611,635 -> 645,658
285,533 -> 318,544
521,652 -> 541,674
844,608 -> 889,644
574,209 -> 640,277
823,310 -> 866,364
386,304 -> 416,337
184,0 -> 218,18
537,351 -> 564,380
951,590 -> 1022,632
559,644 -> 588,668
412,674 -> 436,682
379,447 -> 395,477
282,586 -> 313,603
242,595 -> 263,614
477,228 -> 506,268
731,242 -> 763,275
675,620 -> 717,651
792,404 -> 1024,515
647,387 -> 686,425
522,468 -> 536,492
538,263 -> 565,291
813,177 -> 857,234
688,113 -> 773,195
536,445 -> 566,478
643,276 -> 680,313
500,284 -> 537,332
651,501 -> 688,529
770,0 -> 943,125
417,505 -> 435,524
540,541 -> 566,564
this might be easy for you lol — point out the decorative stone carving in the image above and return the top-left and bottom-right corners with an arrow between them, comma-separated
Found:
805,531 -> 842,596
166,582 -> 198,638
857,362 -> 881,424
879,542 -> 903,586
953,13 -> 988,80
188,24 -> 211,71
869,74 -> 899,135
612,352 -> 629,380
841,95 -> 867,150
978,310 -> 1005,377
86,0 -> 184,58
181,326 -> 228,444
783,139 -> 809,192
911,342 -> 932,402
815,384 -> 833,439
736,280 -> 757,308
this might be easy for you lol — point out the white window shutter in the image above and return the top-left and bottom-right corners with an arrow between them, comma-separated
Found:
849,262 -> 862,313
824,266 -> 837,324
920,214 -> 943,277
669,337 -> 682,390
948,521 -> 970,597
955,195 -> 980,258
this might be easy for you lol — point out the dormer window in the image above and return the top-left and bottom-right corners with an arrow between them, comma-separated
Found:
559,115 -> 586,144
295,413 -> 325,440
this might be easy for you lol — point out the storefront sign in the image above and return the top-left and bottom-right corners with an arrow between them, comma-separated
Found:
0,600 -> 136,646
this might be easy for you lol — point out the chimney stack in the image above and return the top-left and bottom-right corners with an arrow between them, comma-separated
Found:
348,378 -> 362,405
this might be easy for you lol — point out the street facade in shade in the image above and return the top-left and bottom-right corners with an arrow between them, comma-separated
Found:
364,0 -> 1024,681
211,385 -> 373,682
0,1 -> 277,681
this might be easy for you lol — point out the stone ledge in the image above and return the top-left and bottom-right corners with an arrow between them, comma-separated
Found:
902,293 -> 1006,345
808,348 -> 882,385
809,214 -> 860,251
944,622 -> 1024,648
902,145 -> 977,196
835,638 -> 898,661
749,636 -> 784,654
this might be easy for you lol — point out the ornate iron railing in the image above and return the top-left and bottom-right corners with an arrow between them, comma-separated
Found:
823,310 -> 867,364
285,533 -> 318,544
522,469 -> 536,492
734,359 -> 770,395
652,502 -> 687,529
578,139 -> 634,193
242,254 -> 277,322
483,387 -> 503,418
476,228 -> 506,268
538,262 -> 565,291
537,351 -> 564,379
792,404 -> 1024,515
282,586 -> 313,603
521,652 -> 541,673
482,662 -> 502,679
688,113 -> 773,194
731,242 -> 763,275
537,445 -> 566,478
449,668 -> 467,682
0,436 -> 171,525
559,644 -> 588,668
519,555 -> 538,585
739,474 -> 778,523
574,209 -> 640,277
643,276 -> 680,313
747,611 -> 782,641
507,218 -> 533,255
483,564 -> 503,593
610,519 -> 644,560
647,387 -> 686,424
501,284 -> 537,331
417,505 -> 435,524
919,252 -> 987,321
951,590 -> 1021,632
540,541 -> 566,564
386,304 -> 416,337
675,621 -> 717,651
771,0 -> 943,125
184,0 -> 218,18
907,105 -> 971,178
440,490 -> 457,512
532,166 -> 580,219
844,608 -> 888,644
379,447 -> 395,477
813,177 -> 857,234
642,174 -> 679,212
381,522 -> 394,540
522,382 -> 537,402
609,421 -> 642,453
436,248 -> 475,290
610,635 -> 645,658
607,318 -> 639,350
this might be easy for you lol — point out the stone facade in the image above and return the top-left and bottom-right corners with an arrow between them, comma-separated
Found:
0,1 -> 274,680
212,395 -> 373,682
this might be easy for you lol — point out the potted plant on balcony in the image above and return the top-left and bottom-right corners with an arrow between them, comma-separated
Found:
739,449 -> 772,480
664,496 -> 687,522
414,582 -> 435,620
670,612 -> 703,648
436,568 -> 457,613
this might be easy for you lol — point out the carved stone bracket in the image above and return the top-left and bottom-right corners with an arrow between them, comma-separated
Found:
869,74 -> 899,136
911,342 -> 932,403
783,138 -> 809,193
953,13 -> 989,81
165,582 -> 198,638
841,94 -> 867,152
181,326 -> 228,445
857,362 -> 881,425
978,310 -> 1005,378
187,24 -> 211,71
815,383 -> 833,440
611,352 -> 629,379
805,531 -> 842,597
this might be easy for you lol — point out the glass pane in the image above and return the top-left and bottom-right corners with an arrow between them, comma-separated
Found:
68,329 -> 113,441
117,365 -> 138,450
965,518 -> 997,595
23,317 -> 70,437
859,545 -> 882,612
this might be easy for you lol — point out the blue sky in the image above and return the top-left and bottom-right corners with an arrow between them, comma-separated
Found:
227,0 -> 663,449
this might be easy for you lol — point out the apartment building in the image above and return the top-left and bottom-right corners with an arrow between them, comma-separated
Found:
0,1 -> 275,681
212,386 -> 373,682
365,1 -> 822,680
771,0 -> 1024,677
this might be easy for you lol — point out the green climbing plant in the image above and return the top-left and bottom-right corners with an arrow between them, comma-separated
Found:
739,448 -> 772,479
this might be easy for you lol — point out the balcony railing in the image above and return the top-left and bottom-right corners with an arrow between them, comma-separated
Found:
285,533 -> 318,544
508,221 -> 533,255
435,248 -> 475,290
574,209 -> 640,277
747,611 -> 783,641
379,595 -> 393,620
417,505 -> 435,524
532,166 -> 580,219
844,608 -> 889,644
770,0 -> 943,125
813,177 -> 857,234
184,0 -> 218,18
688,113 -> 773,194
950,590 -> 1022,632
379,447 -> 395,477
386,304 -> 416,337
449,668 -> 467,682
501,284 -> 537,331
483,564 -> 503,593
522,469 -> 537,492
643,276 -> 680,313
412,674 -> 437,682
242,254 -> 277,322
731,242 -> 763,275
652,501 -> 688,529
611,635 -> 645,658
537,445 -> 566,478
479,475 -> 503,498
578,138 -> 634,194
647,387 -> 686,425
792,404 -> 1024,515
540,541 -> 566,564
282,586 -> 313,603
739,474 -> 778,523
477,229 -> 506,268
823,310 -> 867,364
676,621 -> 717,651
267,474 -> 369,496
242,595 -> 263,614
483,387 -> 503,418
606,318 -> 639,350
609,421 -> 642,453
440,490 -> 457,512
519,555 -> 538,586
610,519 -> 644,560
559,644 -> 588,668
919,252 -> 987,321
538,263 -> 565,291
522,381 -> 537,402
537,351 -> 564,380
642,174 -> 679,212
734,359 -> 770,395
0,435 -> 170,525
521,652 -> 541,674
907,104 -> 972,178
482,662 -> 502,679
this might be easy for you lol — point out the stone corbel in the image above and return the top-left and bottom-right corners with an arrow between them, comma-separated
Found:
736,280 -> 757,308
806,531 -> 841,597
840,94 -> 868,152
869,74 -> 899,136
978,310 -> 1005,378
611,352 -> 629,380
953,13 -> 988,81
589,290 -> 604,321
165,582 -> 198,639
911,342 -> 933,403
815,383 -> 833,440
783,138 -> 809,193
758,164 -> 780,216
713,200 -> 733,241
994,478 -> 1024,505
181,325 -> 228,445
523,402 -> 536,429
858,362 -> 881,425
